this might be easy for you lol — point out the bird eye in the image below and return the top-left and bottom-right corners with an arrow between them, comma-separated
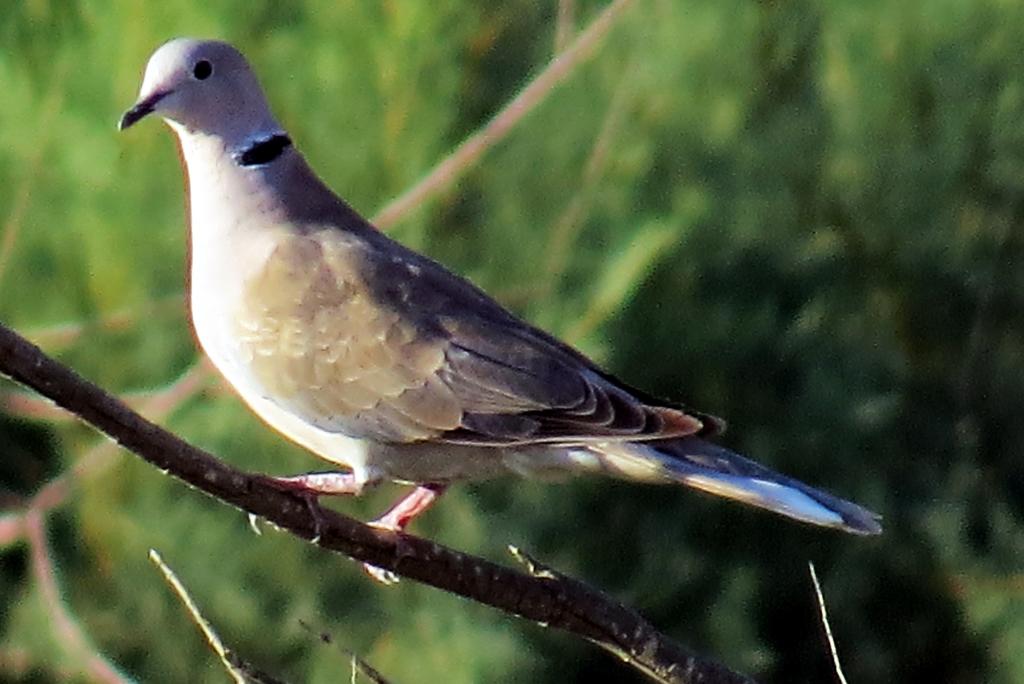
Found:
192,60 -> 213,80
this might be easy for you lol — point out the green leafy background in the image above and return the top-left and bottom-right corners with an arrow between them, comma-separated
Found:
2,0 -> 1023,681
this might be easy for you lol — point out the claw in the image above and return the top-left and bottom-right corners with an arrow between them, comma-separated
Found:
363,563 -> 402,585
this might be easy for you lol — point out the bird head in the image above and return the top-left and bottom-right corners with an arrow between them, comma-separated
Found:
119,38 -> 280,146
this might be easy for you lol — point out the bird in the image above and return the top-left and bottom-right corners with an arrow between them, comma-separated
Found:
119,38 -> 881,570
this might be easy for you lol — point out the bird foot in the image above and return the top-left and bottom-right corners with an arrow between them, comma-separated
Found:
255,471 -> 371,544
361,483 -> 448,585
262,471 -> 367,496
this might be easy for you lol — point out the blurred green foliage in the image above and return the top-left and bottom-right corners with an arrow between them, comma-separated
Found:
1,0 -> 1023,681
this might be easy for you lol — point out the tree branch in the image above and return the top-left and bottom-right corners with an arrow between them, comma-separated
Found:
0,321 -> 753,684
372,0 -> 637,230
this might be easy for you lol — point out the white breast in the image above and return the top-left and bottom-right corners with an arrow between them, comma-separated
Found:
171,124 -> 374,484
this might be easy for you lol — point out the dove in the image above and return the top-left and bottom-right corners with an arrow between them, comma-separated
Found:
119,38 -> 881,561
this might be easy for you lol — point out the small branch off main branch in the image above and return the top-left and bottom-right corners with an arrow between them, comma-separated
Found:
0,321 -> 753,684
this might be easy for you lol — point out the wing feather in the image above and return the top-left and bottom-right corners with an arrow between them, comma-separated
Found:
236,230 -> 715,445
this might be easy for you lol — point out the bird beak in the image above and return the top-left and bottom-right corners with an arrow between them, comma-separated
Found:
118,90 -> 170,130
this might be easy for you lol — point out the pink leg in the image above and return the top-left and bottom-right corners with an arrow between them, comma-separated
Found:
370,483 -> 449,531
262,471 -> 369,496
364,483 -> 448,584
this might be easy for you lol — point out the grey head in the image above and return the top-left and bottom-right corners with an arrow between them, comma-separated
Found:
118,38 -> 377,242
119,38 -> 283,149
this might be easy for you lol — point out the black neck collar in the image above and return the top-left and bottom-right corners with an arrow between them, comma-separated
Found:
235,133 -> 292,167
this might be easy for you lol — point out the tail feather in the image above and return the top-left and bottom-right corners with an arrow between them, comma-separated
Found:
585,438 -> 882,535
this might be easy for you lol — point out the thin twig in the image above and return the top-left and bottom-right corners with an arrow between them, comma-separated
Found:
0,646 -> 33,679
25,511 -> 131,684
0,513 -> 23,548
372,0 -> 638,229
555,0 -> 577,53
0,58 -> 71,287
948,572 -> 1024,596
149,549 -> 287,684
22,295 -> 183,350
563,226 -> 678,344
0,320 -> 752,684
542,61 -> 636,284
298,621 -> 393,684
149,549 -> 241,681
808,562 -> 848,684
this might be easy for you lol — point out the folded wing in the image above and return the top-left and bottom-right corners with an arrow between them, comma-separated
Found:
236,229 -> 719,446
